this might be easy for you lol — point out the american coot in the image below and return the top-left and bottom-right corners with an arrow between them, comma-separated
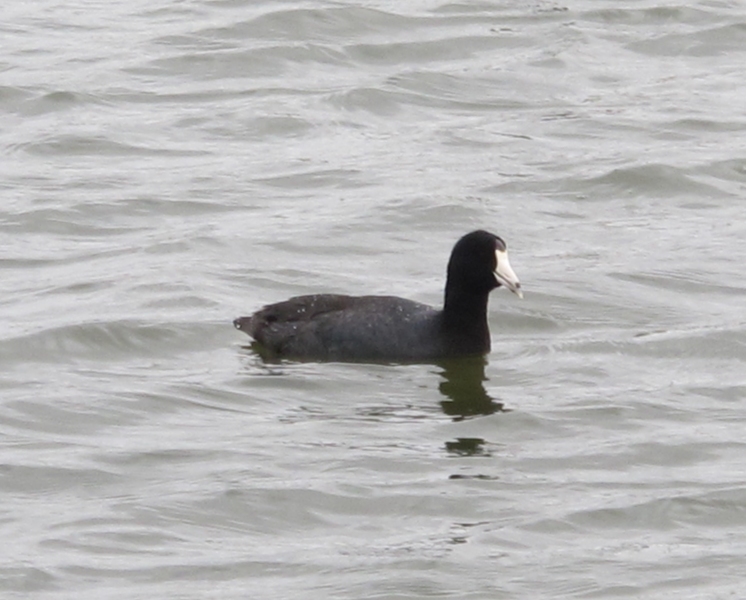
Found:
233,230 -> 522,362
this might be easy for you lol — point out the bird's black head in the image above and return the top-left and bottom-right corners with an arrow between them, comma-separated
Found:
446,230 -> 522,298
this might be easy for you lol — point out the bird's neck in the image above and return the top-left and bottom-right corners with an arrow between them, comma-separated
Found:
442,287 -> 491,353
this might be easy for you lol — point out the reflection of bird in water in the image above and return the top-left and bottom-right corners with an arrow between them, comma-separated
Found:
437,356 -> 506,421
445,437 -> 490,457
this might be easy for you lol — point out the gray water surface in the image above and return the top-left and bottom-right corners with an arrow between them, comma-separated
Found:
2,1 -> 746,598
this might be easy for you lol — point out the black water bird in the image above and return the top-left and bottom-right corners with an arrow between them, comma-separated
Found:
233,230 -> 522,362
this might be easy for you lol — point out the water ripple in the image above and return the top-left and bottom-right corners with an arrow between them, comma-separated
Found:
3,0 -> 746,598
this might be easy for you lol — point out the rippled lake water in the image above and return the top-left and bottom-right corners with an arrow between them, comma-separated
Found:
2,1 -> 746,598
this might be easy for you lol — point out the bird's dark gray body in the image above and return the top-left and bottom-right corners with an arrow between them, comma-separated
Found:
234,294 -> 463,362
